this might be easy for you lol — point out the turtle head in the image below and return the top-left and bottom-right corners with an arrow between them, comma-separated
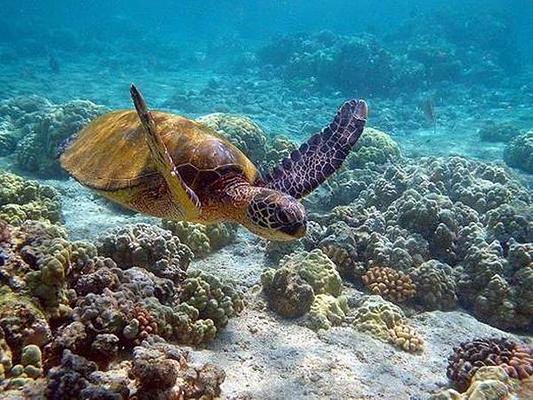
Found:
244,189 -> 307,241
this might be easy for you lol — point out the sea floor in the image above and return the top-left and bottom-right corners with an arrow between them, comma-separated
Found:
12,177 -> 526,399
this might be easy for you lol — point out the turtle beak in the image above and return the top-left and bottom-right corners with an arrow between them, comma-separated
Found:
280,221 -> 307,239
355,100 -> 368,121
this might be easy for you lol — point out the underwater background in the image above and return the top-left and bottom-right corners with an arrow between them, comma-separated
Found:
0,0 -> 532,399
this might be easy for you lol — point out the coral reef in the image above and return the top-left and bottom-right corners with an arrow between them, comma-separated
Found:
431,366 -> 530,400
504,131 -> 533,174
197,112 -> 298,174
0,219 -> 239,398
197,113 -> 268,163
446,338 -> 533,391
409,260 -> 457,310
345,127 -> 401,170
261,249 -> 342,318
13,99 -> 106,177
478,121 -> 521,143
361,266 -> 416,303
315,156 -> 532,331
96,223 -> 193,282
351,296 -> 424,353
162,220 -> 237,258
257,31 -> 419,95
306,294 -> 348,331
0,171 -> 61,226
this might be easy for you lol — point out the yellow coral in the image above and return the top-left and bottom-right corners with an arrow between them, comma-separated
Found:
362,266 -> 416,303
307,294 -> 348,331
388,324 -> 424,353
352,296 -> 424,353
430,366 -> 526,400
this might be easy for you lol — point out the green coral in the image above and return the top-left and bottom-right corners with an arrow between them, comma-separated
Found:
306,294 -> 348,331
179,271 -> 244,329
2,221 -> 95,318
162,220 -> 237,258
346,127 -> 401,169
261,249 -> 342,318
0,171 -> 62,226
280,249 -> 342,296
142,270 -> 244,346
503,131 -> 533,173
14,99 -> 107,177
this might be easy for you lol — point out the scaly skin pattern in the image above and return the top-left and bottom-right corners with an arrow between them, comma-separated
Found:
264,99 -> 367,199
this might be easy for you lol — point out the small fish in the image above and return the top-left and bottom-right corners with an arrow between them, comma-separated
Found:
421,96 -> 437,135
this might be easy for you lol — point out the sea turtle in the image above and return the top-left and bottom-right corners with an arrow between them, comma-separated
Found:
60,84 -> 367,241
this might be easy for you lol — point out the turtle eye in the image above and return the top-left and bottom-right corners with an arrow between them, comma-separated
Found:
276,208 -> 289,224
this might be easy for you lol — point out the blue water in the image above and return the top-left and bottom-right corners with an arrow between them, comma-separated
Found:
0,1 -> 532,399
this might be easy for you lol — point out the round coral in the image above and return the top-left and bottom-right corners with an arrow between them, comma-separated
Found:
447,337 -> 533,390
362,266 -> 416,303
504,132 -> 533,173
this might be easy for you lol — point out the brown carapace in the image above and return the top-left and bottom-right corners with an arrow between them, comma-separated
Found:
60,84 -> 367,241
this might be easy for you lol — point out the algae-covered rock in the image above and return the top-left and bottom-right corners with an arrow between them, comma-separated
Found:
478,121 -> 521,142
503,131 -> 533,173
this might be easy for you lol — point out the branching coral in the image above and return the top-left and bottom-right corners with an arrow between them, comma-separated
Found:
447,338 -> 533,391
0,171 -> 61,226
162,220 -> 237,258
362,266 -> 416,303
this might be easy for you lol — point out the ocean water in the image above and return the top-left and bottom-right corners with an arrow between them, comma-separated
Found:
0,1 -> 532,399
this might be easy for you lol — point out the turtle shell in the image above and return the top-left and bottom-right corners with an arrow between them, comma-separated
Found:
60,110 -> 259,195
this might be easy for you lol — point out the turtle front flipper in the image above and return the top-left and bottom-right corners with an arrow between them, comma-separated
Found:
263,99 -> 368,199
130,84 -> 201,220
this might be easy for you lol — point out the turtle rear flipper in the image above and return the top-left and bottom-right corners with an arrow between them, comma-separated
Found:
130,84 -> 201,219
263,99 -> 367,199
